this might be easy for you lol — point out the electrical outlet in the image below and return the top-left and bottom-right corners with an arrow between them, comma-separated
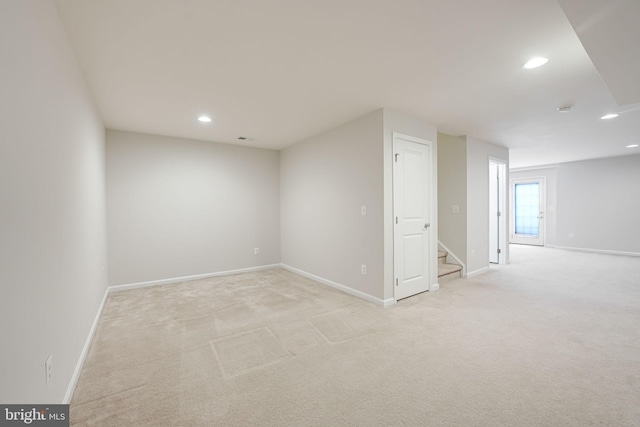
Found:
361,205 -> 367,216
254,248 -> 260,255
471,249 -> 476,258
361,264 -> 367,275
45,355 -> 53,387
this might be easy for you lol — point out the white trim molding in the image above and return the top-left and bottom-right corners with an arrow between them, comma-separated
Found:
281,264 -> 394,307
546,245 -> 640,257
109,264 -> 281,292
466,266 -> 490,278
63,288 -> 109,404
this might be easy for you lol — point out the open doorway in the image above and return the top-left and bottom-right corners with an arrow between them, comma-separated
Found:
489,159 -> 507,264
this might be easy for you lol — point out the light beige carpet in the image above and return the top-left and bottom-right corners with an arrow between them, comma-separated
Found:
70,245 -> 640,426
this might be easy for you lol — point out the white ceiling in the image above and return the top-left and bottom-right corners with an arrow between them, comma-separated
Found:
54,0 -> 640,169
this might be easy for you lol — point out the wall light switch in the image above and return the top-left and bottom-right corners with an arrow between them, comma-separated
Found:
452,205 -> 460,214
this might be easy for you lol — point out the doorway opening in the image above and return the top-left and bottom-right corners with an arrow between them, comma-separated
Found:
489,159 -> 507,264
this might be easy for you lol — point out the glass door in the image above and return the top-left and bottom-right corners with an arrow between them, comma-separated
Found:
510,178 -> 544,246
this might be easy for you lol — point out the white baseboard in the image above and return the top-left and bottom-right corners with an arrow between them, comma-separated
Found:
381,298 -> 396,307
437,241 -> 466,277
466,266 -> 490,278
546,245 -> 640,257
280,264 -> 394,307
63,287 -> 109,404
109,264 -> 281,292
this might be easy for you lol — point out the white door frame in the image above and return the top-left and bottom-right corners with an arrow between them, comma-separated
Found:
489,158 -> 507,264
393,132 -> 436,301
510,177 -> 545,246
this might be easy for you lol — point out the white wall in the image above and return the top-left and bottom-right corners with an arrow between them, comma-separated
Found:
466,136 -> 509,275
280,110 -> 385,301
106,130 -> 280,285
437,133 -> 468,265
0,0 -> 108,403
510,166 -> 558,246
510,155 -> 640,255
554,155 -> 640,254
382,110 -> 438,299
281,109 -> 437,303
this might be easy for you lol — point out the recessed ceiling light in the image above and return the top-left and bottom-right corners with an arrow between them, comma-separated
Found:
626,144 -> 639,148
198,115 -> 212,123
601,113 -> 618,120
523,57 -> 548,69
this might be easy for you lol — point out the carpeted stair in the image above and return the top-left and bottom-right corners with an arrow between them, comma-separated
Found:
438,250 -> 462,283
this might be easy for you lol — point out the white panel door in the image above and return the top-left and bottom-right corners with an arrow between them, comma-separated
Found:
394,136 -> 431,300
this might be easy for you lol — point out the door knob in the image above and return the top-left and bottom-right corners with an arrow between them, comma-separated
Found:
423,223 -> 430,231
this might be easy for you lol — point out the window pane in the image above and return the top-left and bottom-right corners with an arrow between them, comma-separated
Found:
515,183 -> 539,236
